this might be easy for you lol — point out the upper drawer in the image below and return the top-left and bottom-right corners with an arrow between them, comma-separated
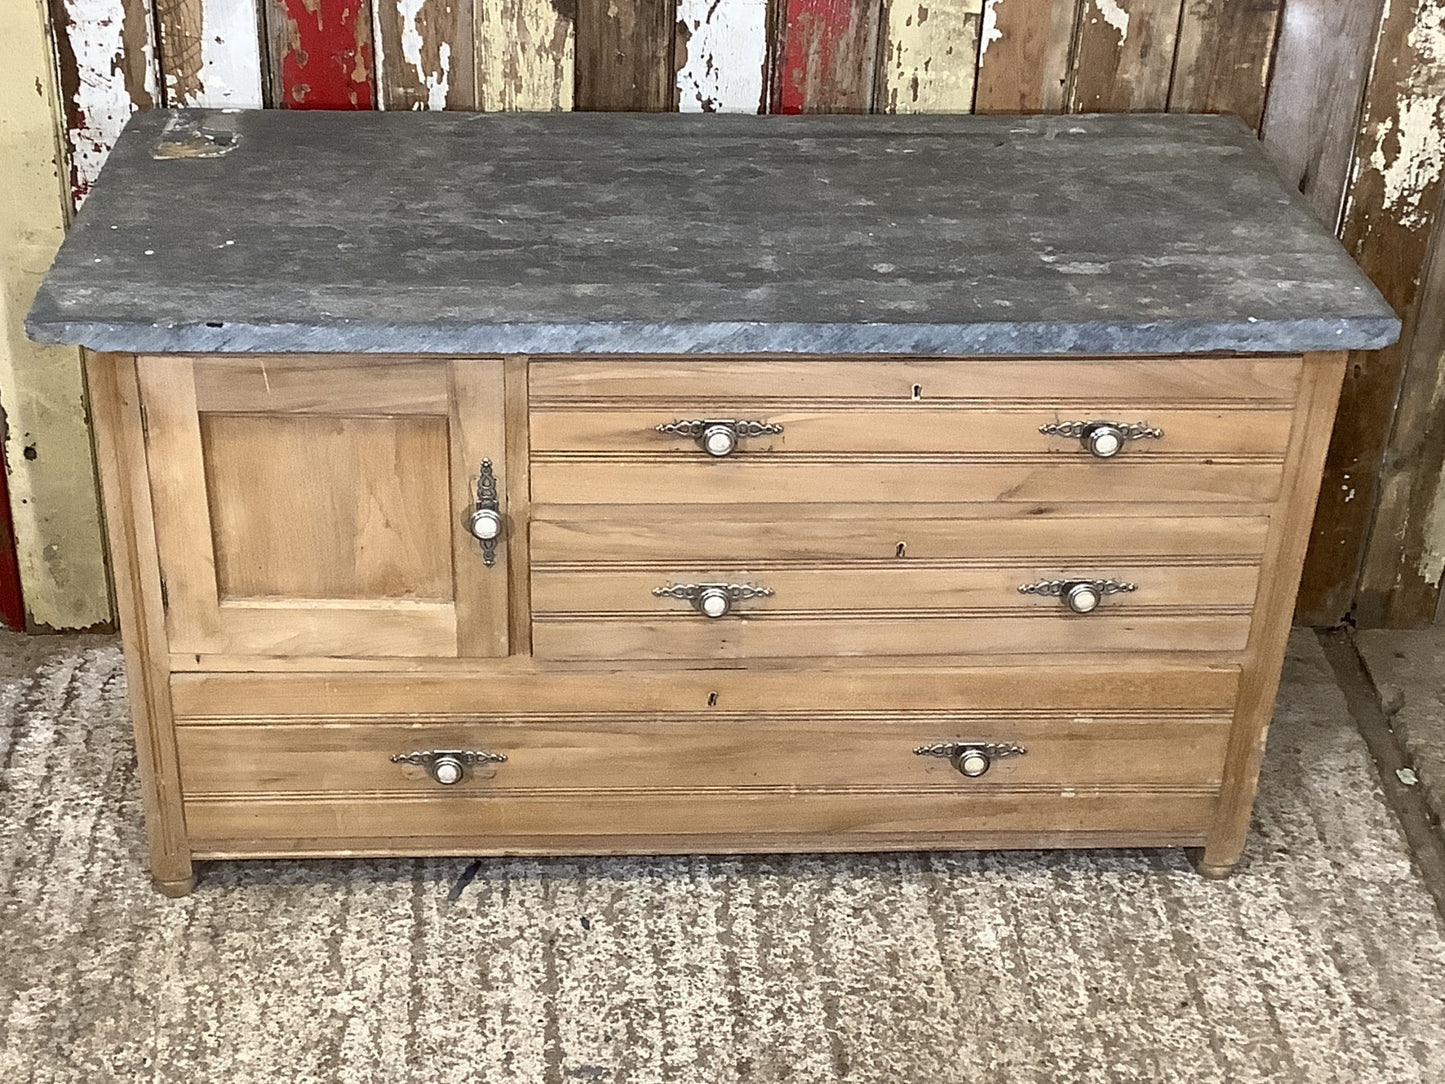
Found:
529,357 -> 1299,506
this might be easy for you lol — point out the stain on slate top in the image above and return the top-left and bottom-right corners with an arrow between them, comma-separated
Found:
27,109 -> 1400,356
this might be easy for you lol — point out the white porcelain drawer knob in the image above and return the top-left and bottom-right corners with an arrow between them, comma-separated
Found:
652,582 -> 775,616
915,742 -> 1027,779
390,748 -> 508,786
1065,582 -> 1101,614
1019,578 -> 1138,612
468,507 -> 502,541
1038,420 -> 1164,457
702,424 -> 738,457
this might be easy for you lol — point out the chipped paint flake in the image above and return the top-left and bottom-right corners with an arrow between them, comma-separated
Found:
675,0 -> 769,113
477,0 -> 576,111
879,0 -> 982,114
162,0 -> 264,107
980,0 -> 1002,56
55,0 -> 158,207
1367,1 -> 1445,233
1094,0 -> 1130,41
398,0 -> 453,109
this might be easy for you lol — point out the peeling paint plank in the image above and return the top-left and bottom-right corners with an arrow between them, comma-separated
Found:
675,0 -> 768,113
1168,0 -> 1282,130
876,0 -> 982,113
575,0 -> 673,110
264,0 -> 377,108
1298,0 -> 1445,626
154,0 -> 265,107
48,0 -> 158,208
771,0 -> 883,113
1,0 -> 112,628
476,0 -> 575,110
1260,0 -> 1386,228
974,0 -> 1078,113
1069,0 -> 1183,112
375,0 -> 475,109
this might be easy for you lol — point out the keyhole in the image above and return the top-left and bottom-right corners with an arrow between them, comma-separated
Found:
707,691 -> 718,707
895,541 -> 908,558
911,384 -> 923,400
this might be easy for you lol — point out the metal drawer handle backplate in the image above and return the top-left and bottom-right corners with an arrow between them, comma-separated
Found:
1019,578 -> 1137,614
391,748 -> 508,786
915,741 -> 1028,779
653,582 -> 774,618
657,419 -> 783,457
466,459 -> 503,566
1039,420 -> 1163,458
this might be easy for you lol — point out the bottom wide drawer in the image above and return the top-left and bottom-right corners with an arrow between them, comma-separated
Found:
176,714 -> 1230,846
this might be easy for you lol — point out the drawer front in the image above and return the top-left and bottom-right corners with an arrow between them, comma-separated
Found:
530,357 -> 1298,506
529,357 -> 1304,403
530,512 -> 1265,661
532,407 -> 1294,456
175,708 -> 1228,846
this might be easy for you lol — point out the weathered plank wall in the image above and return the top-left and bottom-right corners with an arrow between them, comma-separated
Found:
1,0 -> 112,630
19,0 -> 1445,627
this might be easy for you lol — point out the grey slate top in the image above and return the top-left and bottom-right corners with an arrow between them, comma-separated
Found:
27,109 -> 1400,357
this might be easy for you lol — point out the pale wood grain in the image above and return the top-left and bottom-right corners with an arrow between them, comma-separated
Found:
528,356 -> 1305,402
176,714 -> 1231,794
84,352 -> 193,890
974,0 -> 1078,113
1204,351 -> 1346,872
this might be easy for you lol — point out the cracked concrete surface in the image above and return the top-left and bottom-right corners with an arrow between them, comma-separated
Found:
1356,628 -> 1445,834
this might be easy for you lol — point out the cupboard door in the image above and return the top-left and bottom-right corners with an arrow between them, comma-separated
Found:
138,356 -> 508,658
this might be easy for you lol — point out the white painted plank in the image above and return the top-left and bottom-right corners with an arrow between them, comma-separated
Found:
675,0 -> 768,113
52,0 -> 158,207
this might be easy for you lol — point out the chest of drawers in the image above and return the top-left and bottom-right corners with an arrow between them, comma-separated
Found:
30,110 -> 1398,895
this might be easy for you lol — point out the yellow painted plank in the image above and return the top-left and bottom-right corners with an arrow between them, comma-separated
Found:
0,0 -> 112,627
877,0 -> 983,113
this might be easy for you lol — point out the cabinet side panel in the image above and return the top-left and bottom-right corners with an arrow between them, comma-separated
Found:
84,351 -> 192,891
1204,350 -> 1347,873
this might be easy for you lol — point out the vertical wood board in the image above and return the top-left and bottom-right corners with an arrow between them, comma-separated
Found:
476,0 -> 575,110
574,0 -> 673,110
770,0 -> 883,113
974,0 -> 1078,113
265,0 -> 376,108
876,0 -> 982,113
1260,0 -> 1388,228
1357,211 -> 1445,625
0,0 -> 112,629
154,0 -> 265,107
1069,0 -> 1184,112
1168,0 -> 1282,129
675,0 -> 768,112
1298,0 -> 1445,625
373,0 -> 475,108
48,0 -> 158,207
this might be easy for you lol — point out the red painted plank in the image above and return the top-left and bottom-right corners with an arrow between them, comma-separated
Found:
771,0 -> 881,114
270,0 -> 376,109
0,448 -> 25,630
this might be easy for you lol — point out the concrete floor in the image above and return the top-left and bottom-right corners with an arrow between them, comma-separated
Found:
2,631 -> 1445,1082
1357,628 -> 1445,841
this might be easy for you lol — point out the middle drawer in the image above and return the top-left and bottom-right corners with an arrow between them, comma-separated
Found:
530,511 -> 1267,661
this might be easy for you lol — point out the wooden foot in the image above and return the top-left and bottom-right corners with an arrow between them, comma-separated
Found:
152,871 -> 198,897
1188,848 -> 1238,880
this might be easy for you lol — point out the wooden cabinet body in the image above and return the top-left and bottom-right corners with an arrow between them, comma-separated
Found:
88,349 -> 1344,894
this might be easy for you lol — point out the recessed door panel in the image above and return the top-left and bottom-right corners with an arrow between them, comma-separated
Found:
139,355 -> 508,659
